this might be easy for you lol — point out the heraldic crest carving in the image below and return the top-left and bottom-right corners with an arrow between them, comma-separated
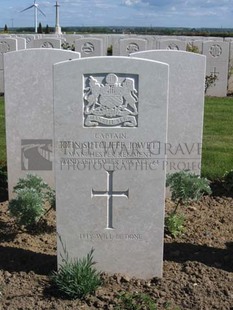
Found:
83,73 -> 138,127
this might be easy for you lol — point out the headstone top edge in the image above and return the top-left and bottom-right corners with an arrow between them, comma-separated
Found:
53,56 -> 170,68
131,49 -> 206,60
4,48 -> 80,58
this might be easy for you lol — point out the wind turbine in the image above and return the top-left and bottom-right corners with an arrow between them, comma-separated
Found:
20,0 -> 46,33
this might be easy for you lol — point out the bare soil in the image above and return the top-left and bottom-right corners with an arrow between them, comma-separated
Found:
0,190 -> 232,309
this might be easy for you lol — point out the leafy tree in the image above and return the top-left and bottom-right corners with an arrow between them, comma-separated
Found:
38,22 -> 43,34
45,24 -> 50,34
4,24 -> 8,32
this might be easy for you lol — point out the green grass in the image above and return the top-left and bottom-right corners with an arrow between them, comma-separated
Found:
0,96 -> 232,181
0,96 -> 6,163
202,97 -> 233,180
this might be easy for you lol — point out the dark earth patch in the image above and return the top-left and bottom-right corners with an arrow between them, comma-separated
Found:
0,195 -> 232,309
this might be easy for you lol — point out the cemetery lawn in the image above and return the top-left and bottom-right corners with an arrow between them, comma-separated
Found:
0,194 -> 232,309
202,96 -> 233,180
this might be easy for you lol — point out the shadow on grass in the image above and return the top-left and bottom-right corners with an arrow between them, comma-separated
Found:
164,241 -> 233,272
0,246 -> 56,275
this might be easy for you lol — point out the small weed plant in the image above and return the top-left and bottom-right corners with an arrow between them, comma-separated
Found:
62,42 -> 75,51
166,170 -> 212,209
8,174 -> 55,229
205,73 -> 218,93
51,244 -> 101,300
165,213 -> 185,238
166,170 -> 212,237
222,169 -> 233,193
186,43 -> 199,53
115,291 -> 157,310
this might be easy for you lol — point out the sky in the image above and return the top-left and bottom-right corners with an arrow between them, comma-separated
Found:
1,0 -> 233,29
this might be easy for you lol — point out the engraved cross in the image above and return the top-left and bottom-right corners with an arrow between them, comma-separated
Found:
211,67 -> 219,76
92,170 -> 129,230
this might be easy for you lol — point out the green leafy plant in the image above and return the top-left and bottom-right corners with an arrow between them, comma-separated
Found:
107,45 -> 113,55
13,174 -> 55,209
8,174 -> 55,229
115,292 -> 157,310
222,169 -> 233,192
62,42 -> 75,51
51,246 -> 101,300
205,73 -> 218,93
165,170 -> 212,237
186,43 -> 199,53
8,188 -> 44,227
165,213 -> 184,238
166,170 -> 212,210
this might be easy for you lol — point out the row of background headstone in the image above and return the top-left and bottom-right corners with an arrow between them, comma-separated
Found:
4,48 -> 205,202
4,49 -> 206,278
0,34 -> 232,96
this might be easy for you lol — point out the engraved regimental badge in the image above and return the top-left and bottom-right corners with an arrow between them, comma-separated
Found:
83,73 -> 138,127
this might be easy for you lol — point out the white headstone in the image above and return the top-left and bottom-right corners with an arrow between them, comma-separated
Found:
54,56 -> 169,279
118,38 -> 148,56
158,39 -> 186,51
113,37 -> 148,56
0,38 -> 17,93
16,37 -> 26,50
19,35 -> 36,48
131,50 -> 206,176
31,38 -> 62,49
63,35 -> 83,46
203,41 -> 229,97
75,38 -> 104,57
4,49 -> 80,198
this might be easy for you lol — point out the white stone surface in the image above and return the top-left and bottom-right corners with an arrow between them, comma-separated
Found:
119,38 -> 148,56
18,35 -> 36,48
75,37 -> 104,57
113,37 -> 148,56
54,56 -> 169,279
31,38 -> 62,49
203,41 -> 229,97
0,38 -> 17,93
63,35 -> 83,46
131,50 -> 206,176
158,39 -> 186,50
16,37 -> 26,50
4,49 -> 80,198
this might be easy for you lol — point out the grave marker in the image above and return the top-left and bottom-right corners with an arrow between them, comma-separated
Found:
54,57 -> 169,278
203,41 -> 229,97
131,50 -> 206,176
0,38 -> 17,93
4,49 -> 80,198
158,39 -> 186,51
31,38 -> 62,49
75,37 -> 104,57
